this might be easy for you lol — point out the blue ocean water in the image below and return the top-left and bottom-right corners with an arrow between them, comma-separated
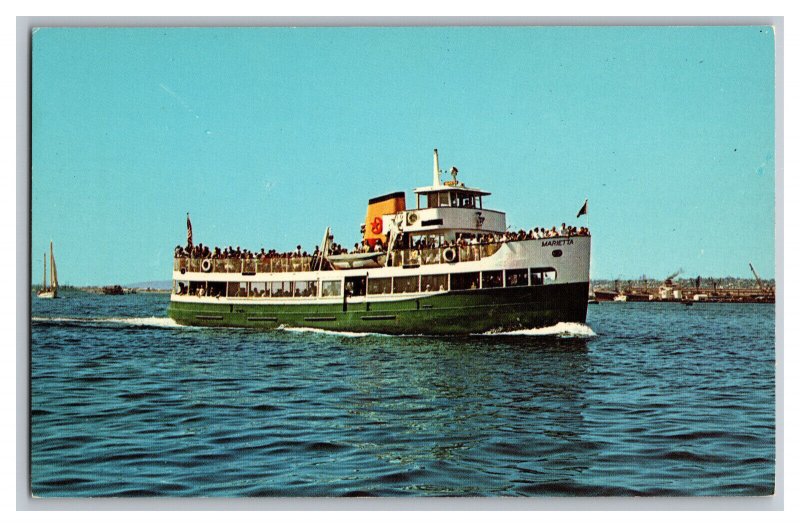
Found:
30,292 -> 775,497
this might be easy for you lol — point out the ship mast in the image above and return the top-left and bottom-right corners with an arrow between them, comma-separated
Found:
433,148 -> 441,187
42,252 -> 47,292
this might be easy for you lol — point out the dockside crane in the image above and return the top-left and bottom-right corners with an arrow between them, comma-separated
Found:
749,262 -> 766,291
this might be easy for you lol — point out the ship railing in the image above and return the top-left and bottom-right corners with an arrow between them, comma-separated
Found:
387,242 -> 504,267
173,256 -> 314,274
173,244 -> 504,273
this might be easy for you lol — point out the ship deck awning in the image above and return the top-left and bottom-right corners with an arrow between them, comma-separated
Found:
413,184 -> 491,197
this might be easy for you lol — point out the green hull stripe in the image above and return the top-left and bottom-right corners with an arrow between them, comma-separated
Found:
169,282 -> 590,335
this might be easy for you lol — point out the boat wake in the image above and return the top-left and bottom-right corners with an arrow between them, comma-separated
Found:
276,325 -> 383,338
32,318 -> 595,338
278,322 -> 595,338
32,316 -> 185,329
481,322 -> 596,338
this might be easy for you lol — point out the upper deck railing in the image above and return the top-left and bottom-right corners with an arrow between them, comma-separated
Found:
175,255 -> 316,274
173,242 -> 507,275
386,243 -> 503,267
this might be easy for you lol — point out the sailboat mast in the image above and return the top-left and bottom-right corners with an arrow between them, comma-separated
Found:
43,252 -> 47,291
50,241 -> 57,292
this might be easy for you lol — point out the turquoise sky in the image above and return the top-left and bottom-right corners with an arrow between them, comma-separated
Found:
31,26 -> 775,286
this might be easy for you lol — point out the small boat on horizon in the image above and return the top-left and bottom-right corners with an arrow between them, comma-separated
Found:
592,289 -> 618,302
102,285 -> 125,295
37,241 -> 58,299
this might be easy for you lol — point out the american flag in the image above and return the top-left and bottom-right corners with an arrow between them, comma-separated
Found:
187,213 -> 193,247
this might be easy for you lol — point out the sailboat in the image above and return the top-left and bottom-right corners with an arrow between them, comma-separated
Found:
37,241 -> 58,299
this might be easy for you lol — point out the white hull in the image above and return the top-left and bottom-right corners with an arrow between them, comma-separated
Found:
171,236 -> 591,305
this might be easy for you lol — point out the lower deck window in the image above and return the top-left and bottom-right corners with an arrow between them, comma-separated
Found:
322,280 -> 342,297
450,272 -> 480,291
188,281 -> 205,295
421,274 -> 448,292
270,281 -> 294,297
505,269 -> 529,287
368,277 -> 392,295
207,281 -> 226,298
481,270 -> 503,289
393,276 -> 419,294
294,280 -> 317,297
345,276 -> 367,296
249,281 -> 268,298
531,267 -> 557,285
174,280 -> 189,295
227,281 -> 248,297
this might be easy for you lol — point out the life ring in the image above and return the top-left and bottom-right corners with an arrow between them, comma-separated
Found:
443,247 -> 457,263
201,258 -> 212,272
407,212 -> 419,225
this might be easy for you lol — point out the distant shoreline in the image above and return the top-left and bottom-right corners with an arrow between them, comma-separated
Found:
29,285 -> 170,294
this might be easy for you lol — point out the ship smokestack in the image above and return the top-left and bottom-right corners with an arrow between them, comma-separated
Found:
433,148 -> 440,187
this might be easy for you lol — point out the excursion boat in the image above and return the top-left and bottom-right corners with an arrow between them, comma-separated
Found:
167,150 -> 591,334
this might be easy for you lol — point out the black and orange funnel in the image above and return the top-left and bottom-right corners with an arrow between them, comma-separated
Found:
363,191 -> 405,249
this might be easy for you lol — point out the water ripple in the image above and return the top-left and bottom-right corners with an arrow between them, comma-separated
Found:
30,292 -> 775,496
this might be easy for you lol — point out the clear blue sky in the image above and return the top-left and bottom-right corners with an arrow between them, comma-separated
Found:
31,26 -> 775,286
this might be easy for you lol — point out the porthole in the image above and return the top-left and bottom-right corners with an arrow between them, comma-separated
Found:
552,250 -> 563,257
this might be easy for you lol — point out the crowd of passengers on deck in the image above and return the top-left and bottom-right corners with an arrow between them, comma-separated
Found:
174,244 -> 319,260
173,223 -> 590,261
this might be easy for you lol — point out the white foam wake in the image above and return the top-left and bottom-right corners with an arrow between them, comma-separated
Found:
276,325 -> 382,338
32,316 -> 184,328
103,317 -> 184,328
482,322 -> 596,338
